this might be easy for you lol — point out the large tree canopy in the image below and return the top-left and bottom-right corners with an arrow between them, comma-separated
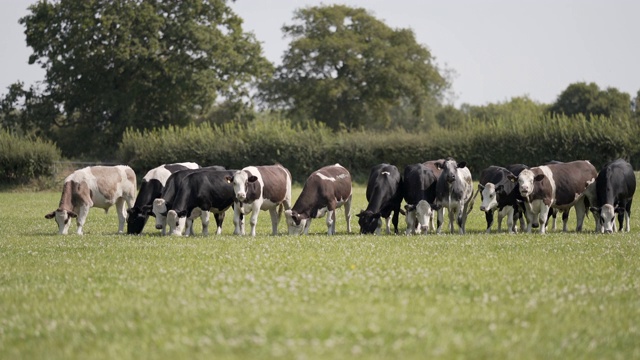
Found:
17,0 -> 272,157
259,5 -> 449,130
548,82 -> 631,120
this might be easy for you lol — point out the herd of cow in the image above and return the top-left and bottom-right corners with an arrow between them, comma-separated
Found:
44,158 -> 636,236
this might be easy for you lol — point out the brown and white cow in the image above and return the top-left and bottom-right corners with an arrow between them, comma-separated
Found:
284,164 -> 352,235
226,164 -> 292,236
510,160 -> 597,234
45,165 -> 137,235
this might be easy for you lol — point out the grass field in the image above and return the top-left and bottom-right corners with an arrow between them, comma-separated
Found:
1,184 -> 639,359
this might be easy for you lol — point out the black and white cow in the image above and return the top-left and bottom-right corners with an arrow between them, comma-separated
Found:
45,165 -> 137,235
227,164 -> 292,236
435,158 -> 474,234
284,164 -> 352,235
165,169 -> 237,236
423,159 -> 446,231
126,162 -> 199,234
402,163 -> 438,235
511,160 -> 597,234
152,165 -> 225,235
477,165 -> 523,233
589,159 -> 636,233
357,163 -> 403,235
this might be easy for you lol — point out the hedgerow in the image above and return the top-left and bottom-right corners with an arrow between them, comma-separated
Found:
0,130 -> 61,184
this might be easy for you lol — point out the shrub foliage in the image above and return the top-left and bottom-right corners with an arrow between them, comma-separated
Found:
119,114 -> 640,182
0,130 -> 61,184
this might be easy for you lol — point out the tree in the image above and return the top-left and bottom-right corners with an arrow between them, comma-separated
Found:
17,0 -> 272,157
259,5 -> 449,130
548,82 -> 631,120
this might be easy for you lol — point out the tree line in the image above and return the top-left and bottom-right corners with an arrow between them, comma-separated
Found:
1,0 -> 639,159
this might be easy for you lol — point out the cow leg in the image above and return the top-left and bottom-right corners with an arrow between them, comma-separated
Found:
116,198 -> 127,234
574,200 -> 586,232
539,205 -> 551,234
447,206 -> 456,234
344,196 -> 352,233
75,205 -> 91,235
266,206 -> 280,236
326,210 -> 335,235
504,206 -> 515,234
233,203 -> 244,235
392,208 -> 400,234
214,212 -> 225,235
523,204 -> 534,233
624,201 -> 632,232
458,204 -> 468,235
485,210 -> 494,234
200,210 -> 210,236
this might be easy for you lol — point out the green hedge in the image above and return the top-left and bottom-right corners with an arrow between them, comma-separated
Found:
0,131 -> 61,184
118,114 -> 640,183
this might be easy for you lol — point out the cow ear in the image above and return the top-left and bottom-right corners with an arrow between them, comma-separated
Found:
248,176 -> 258,183
45,211 -> 55,219
142,204 -> 153,213
284,209 -> 293,217
478,184 -> 485,191
534,174 -> 546,182
615,207 -> 626,214
225,175 -> 233,184
373,213 -> 382,219
435,162 -> 443,170
405,204 -> 416,212
68,211 -> 78,218
507,174 -> 517,182
356,210 -> 364,218
589,206 -> 600,213
457,161 -> 467,168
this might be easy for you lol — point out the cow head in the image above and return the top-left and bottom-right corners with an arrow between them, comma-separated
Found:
227,171 -> 259,202
517,169 -> 544,198
45,208 -> 77,235
152,198 -> 168,230
414,200 -> 433,233
356,210 -> 381,234
284,209 -> 309,235
126,205 -> 153,235
479,183 -> 499,212
440,159 -> 467,183
590,204 -> 622,234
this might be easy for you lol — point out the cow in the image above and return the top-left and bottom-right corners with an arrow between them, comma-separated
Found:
227,164 -> 292,236
589,159 -> 636,233
45,165 -> 137,235
423,159 -> 446,231
510,160 -> 597,234
402,163 -> 438,235
478,165 -> 523,233
434,158 -> 474,234
357,163 -> 403,235
284,164 -> 352,235
165,169 -> 237,236
126,162 -> 199,234
152,165 -> 225,235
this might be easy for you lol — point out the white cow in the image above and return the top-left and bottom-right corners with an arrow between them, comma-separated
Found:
45,165 -> 137,235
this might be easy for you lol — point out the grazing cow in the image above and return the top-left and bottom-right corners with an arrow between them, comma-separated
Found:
165,169 -> 237,236
435,158 -> 474,234
357,163 -> 403,235
284,164 -> 352,235
402,163 -> 438,235
227,164 -> 292,236
511,160 -> 597,234
478,165 -> 523,233
589,159 -> 636,233
45,165 -> 136,235
126,162 -> 199,234
152,165 -> 225,235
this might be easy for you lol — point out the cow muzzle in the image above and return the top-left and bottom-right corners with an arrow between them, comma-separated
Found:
236,192 -> 247,201
156,224 -> 163,230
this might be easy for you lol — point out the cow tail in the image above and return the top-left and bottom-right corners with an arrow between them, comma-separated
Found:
277,203 -> 284,220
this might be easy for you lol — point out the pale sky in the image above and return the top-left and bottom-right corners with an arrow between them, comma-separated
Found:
1,0 -> 638,106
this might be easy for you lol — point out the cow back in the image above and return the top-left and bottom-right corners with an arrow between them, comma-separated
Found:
293,164 -> 351,214
547,161 -> 597,206
403,163 -> 437,205
255,165 -> 291,203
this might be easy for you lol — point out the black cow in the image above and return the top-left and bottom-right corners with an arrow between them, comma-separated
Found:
284,164 -> 352,235
165,169 -> 238,236
357,163 -> 403,234
152,165 -> 226,235
478,166 -> 522,233
402,163 -> 438,234
126,162 -> 200,234
589,159 -> 636,233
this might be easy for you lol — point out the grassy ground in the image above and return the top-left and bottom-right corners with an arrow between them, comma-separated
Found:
1,184 -> 639,359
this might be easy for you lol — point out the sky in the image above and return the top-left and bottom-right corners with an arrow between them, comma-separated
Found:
1,0 -> 638,106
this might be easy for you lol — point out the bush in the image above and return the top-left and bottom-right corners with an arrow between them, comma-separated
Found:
118,113 -> 640,183
0,131 -> 61,185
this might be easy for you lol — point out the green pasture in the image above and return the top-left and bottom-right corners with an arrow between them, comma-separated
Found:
1,184 -> 639,359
